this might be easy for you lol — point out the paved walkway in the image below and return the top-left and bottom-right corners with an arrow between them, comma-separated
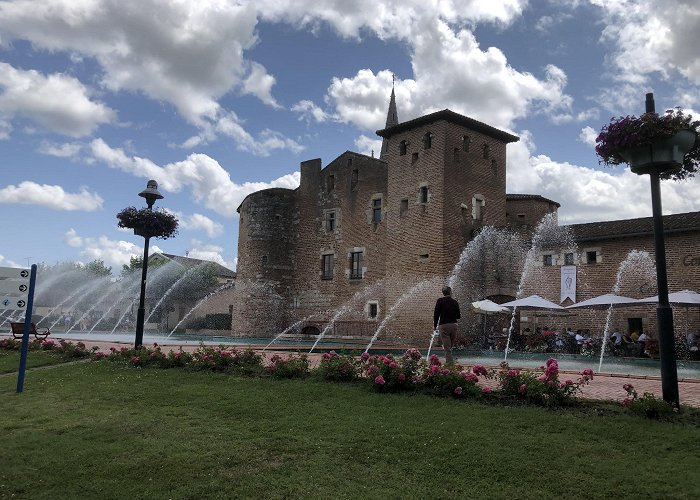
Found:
4,333 -> 700,408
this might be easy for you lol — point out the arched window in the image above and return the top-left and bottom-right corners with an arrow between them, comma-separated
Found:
399,140 -> 407,155
423,132 -> 433,150
462,135 -> 470,152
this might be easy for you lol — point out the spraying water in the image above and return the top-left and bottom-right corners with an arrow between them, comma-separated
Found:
598,250 -> 656,371
167,282 -> 235,337
364,277 -> 442,353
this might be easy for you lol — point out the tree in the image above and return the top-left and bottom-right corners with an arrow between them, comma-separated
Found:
85,259 -> 112,277
121,256 -> 143,277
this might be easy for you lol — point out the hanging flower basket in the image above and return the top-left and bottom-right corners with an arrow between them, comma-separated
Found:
595,108 -> 700,179
116,206 -> 179,239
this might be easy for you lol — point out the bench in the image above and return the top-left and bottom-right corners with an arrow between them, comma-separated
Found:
10,322 -> 50,340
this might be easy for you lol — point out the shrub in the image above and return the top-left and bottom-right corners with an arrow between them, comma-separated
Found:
422,362 -> 487,399
621,384 -> 677,419
362,351 -> 424,392
317,351 -> 361,382
497,359 -> 593,406
266,353 -> 310,379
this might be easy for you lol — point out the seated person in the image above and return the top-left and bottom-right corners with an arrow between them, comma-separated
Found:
575,331 -> 590,345
637,332 -> 648,354
611,329 -> 623,346
630,330 -> 640,342
566,327 -> 575,337
688,331 -> 699,352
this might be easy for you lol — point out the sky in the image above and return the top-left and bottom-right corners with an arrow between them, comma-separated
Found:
1,0 -> 699,273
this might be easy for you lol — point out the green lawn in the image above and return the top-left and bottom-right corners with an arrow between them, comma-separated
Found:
0,350 -> 70,374
1,361 -> 699,499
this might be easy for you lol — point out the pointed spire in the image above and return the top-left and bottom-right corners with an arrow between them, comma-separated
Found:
380,77 -> 398,160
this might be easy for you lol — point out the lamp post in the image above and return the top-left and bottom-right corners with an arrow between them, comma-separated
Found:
134,179 -> 163,349
624,93 -> 696,407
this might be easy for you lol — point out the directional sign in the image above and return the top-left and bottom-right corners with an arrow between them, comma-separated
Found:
0,267 -> 29,279
0,296 -> 27,310
0,280 -> 30,297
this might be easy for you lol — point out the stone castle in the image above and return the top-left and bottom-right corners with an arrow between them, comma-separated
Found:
232,89 -> 565,341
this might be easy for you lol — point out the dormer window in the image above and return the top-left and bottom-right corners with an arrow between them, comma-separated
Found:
423,132 -> 433,150
399,140 -> 407,156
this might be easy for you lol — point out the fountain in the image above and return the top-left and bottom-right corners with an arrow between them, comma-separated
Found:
167,281 -> 236,337
597,250 -> 656,371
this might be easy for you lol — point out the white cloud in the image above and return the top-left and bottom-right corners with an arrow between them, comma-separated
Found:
89,138 -> 301,217
591,0 -> 700,104
0,181 -> 103,211
180,110 -> 303,156
0,62 -> 115,137
187,240 -> 236,270
506,133 -> 700,224
170,211 -> 224,238
64,228 -> 163,269
291,100 -> 331,123
325,27 -> 572,132
354,135 -> 382,157
38,141 -> 83,158
579,126 -> 598,146
0,254 -> 22,268
242,62 -> 281,108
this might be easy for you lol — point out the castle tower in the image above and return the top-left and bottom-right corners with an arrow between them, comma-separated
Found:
379,83 -> 399,161
376,110 -> 519,336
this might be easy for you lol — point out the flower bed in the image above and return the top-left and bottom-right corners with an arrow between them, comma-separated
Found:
3,339 -> 683,416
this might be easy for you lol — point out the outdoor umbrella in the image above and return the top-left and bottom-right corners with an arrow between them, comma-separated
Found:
566,293 -> 639,309
638,289 -> 700,339
500,295 -> 565,310
471,299 -> 510,315
638,289 -> 700,305
471,299 -> 510,347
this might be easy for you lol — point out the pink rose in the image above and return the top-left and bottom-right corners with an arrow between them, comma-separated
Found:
454,386 -> 463,395
565,379 -> 573,386
519,383 -> 527,394
482,386 -> 492,394
507,369 -> 519,378
389,361 -> 398,369
360,352 -> 370,361
472,365 -> 488,376
374,375 -> 386,386
398,373 -> 406,382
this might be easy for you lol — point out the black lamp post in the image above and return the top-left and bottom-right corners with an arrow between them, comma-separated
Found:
622,93 -> 696,407
134,179 -> 163,349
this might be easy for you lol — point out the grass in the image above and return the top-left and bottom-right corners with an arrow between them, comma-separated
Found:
0,350 -> 71,374
1,361 -> 699,499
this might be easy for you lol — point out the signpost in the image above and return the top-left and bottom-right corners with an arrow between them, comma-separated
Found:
0,265 -> 37,393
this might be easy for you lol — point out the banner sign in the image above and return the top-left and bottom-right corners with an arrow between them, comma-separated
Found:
560,265 -> 576,303
0,267 -> 30,311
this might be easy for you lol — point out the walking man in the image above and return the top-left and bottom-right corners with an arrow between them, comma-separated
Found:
434,286 -> 461,365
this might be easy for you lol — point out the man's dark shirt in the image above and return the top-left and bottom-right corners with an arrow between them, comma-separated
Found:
434,296 -> 461,328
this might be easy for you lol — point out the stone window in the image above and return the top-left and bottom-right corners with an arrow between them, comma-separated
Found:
348,157 -> 353,168
517,213 -> 525,219
326,210 -> 336,232
399,140 -> 407,155
322,254 -> 334,280
564,252 -> 574,266
419,251 -> 430,261
586,250 -> 598,265
411,152 -> 418,164
372,198 -> 382,223
350,251 -> 363,279
327,174 -> 335,191
367,301 -> 379,319
491,159 -> 497,171
423,132 -> 433,149
453,148 -> 459,161
462,135 -> 471,152
472,194 -> 485,220
543,254 -> 553,266
482,144 -> 490,159
420,186 -> 429,204
351,168 -> 359,189
262,255 -> 268,266
400,198 -> 409,217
